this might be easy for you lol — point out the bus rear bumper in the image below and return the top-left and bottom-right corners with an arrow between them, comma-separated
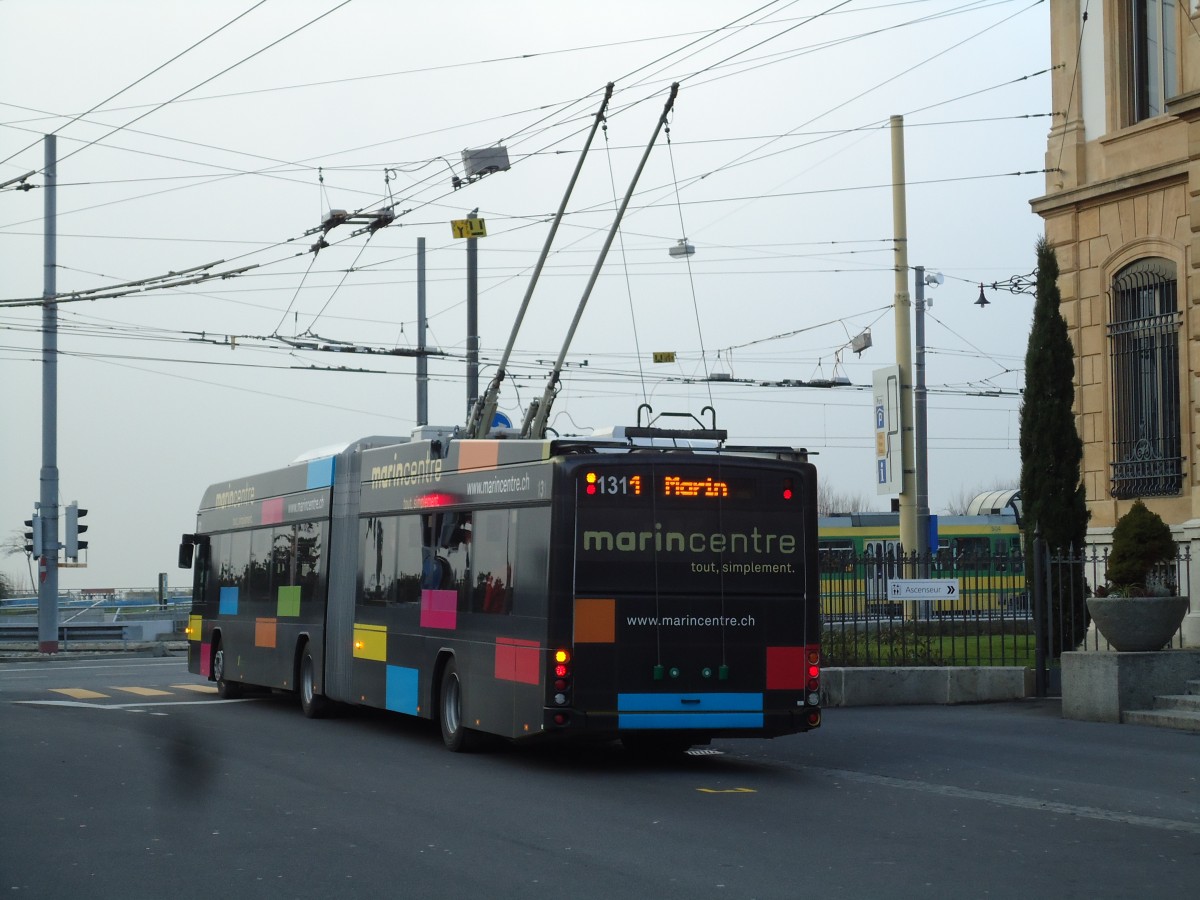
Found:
540,706 -> 819,740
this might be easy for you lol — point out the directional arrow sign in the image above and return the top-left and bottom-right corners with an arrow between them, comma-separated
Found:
888,579 -> 959,600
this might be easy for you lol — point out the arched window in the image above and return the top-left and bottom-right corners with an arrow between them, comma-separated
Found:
1108,258 -> 1183,497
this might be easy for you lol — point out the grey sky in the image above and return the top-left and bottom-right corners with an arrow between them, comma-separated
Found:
1,0 -> 1049,589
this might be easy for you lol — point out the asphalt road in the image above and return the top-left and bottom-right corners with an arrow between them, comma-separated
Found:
1,655 -> 1197,899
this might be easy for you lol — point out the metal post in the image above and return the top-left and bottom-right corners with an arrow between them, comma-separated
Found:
466,212 -> 479,417
1031,532 -> 1047,698
889,116 -> 917,554
416,237 -> 427,427
914,266 -> 929,565
39,134 -> 59,653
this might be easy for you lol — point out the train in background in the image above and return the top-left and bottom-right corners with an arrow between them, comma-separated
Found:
818,490 -> 1026,619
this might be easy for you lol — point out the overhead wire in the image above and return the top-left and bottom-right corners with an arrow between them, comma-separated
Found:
0,0 -> 1046,422
4,1 -> 1046,314
0,0 -> 271,171
19,1 -> 358,174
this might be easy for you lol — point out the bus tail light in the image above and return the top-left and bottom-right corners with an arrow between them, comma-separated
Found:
552,648 -> 572,706
805,645 -> 820,705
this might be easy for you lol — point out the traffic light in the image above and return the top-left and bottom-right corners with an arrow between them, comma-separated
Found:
65,502 -> 88,559
23,513 -> 42,556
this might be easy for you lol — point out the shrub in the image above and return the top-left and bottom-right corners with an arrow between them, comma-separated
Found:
1105,500 -> 1177,591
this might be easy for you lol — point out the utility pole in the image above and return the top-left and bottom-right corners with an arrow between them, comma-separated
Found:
889,115 -> 917,556
39,134 -> 59,653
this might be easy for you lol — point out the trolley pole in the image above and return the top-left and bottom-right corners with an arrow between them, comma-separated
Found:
416,237 -> 428,426
39,133 -> 59,653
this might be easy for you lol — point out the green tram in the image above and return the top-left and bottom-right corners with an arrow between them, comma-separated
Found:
818,510 -> 1025,619
179,425 -> 823,753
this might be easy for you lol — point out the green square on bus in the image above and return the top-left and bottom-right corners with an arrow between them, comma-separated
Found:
277,586 -> 301,618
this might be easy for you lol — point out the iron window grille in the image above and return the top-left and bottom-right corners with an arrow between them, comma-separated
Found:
1108,257 -> 1183,497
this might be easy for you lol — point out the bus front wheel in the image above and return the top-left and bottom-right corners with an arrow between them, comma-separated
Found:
299,646 -> 330,719
213,643 -> 243,699
438,659 -> 476,752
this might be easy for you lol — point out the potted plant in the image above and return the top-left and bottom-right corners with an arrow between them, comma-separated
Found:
1087,500 -> 1189,651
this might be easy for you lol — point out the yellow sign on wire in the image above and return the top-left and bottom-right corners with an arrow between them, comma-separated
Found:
450,218 -> 487,238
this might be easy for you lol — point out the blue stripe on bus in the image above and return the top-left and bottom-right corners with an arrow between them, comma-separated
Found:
386,665 -> 419,715
618,712 -> 765,730
617,692 -> 763,712
219,586 -> 238,616
306,457 -> 335,489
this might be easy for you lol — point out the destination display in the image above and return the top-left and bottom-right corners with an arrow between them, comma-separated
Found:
580,469 -> 771,502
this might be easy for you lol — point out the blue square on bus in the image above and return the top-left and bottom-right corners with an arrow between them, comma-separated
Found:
219,586 -> 238,616
386,665 -> 419,715
306,457 -> 335,489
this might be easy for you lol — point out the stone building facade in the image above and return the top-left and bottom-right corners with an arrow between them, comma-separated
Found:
1032,2 -> 1200,642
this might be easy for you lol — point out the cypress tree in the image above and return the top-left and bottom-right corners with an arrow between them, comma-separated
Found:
1019,237 -> 1090,653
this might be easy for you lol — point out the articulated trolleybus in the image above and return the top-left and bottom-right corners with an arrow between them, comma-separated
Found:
179,421 -> 822,753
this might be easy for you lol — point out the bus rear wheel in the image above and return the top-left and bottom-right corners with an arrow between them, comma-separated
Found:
213,643 -> 243,699
299,646 -> 330,719
438,660 -> 476,752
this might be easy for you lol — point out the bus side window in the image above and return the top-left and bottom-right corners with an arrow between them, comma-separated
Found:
247,528 -> 272,607
362,517 -> 399,605
395,516 -> 423,603
296,522 -> 323,603
422,512 -> 470,602
472,509 -> 513,615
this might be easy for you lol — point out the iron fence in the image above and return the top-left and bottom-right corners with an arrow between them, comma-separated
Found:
1032,540 -> 1192,695
820,542 -> 1193,699
819,547 -> 1034,668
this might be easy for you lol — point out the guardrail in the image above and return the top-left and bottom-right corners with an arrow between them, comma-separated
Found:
0,623 -> 137,644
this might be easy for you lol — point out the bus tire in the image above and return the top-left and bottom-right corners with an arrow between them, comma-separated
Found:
213,642 -> 243,699
299,646 -> 330,719
438,659 -> 476,752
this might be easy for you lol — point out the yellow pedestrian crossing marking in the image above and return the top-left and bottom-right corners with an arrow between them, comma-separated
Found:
50,688 -> 108,699
47,684 -> 214,700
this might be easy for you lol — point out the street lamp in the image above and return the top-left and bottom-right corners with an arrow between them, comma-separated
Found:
917,269 -> 1031,564
976,269 -> 1038,306
914,266 -> 943,564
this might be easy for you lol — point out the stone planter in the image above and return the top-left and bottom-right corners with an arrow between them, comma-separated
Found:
1085,595 -> 1190,652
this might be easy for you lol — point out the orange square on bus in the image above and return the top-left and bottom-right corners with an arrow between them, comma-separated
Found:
458,441 -> 500,471
255,617 -> 277,649
574,598 -> 615,643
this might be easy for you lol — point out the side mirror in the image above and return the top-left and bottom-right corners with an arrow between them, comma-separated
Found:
178,538 -> 194,569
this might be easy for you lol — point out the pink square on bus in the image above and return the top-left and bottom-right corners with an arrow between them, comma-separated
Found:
495,637 -> 540,685
420,589 -> 458,630
261,497 -> 284,525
